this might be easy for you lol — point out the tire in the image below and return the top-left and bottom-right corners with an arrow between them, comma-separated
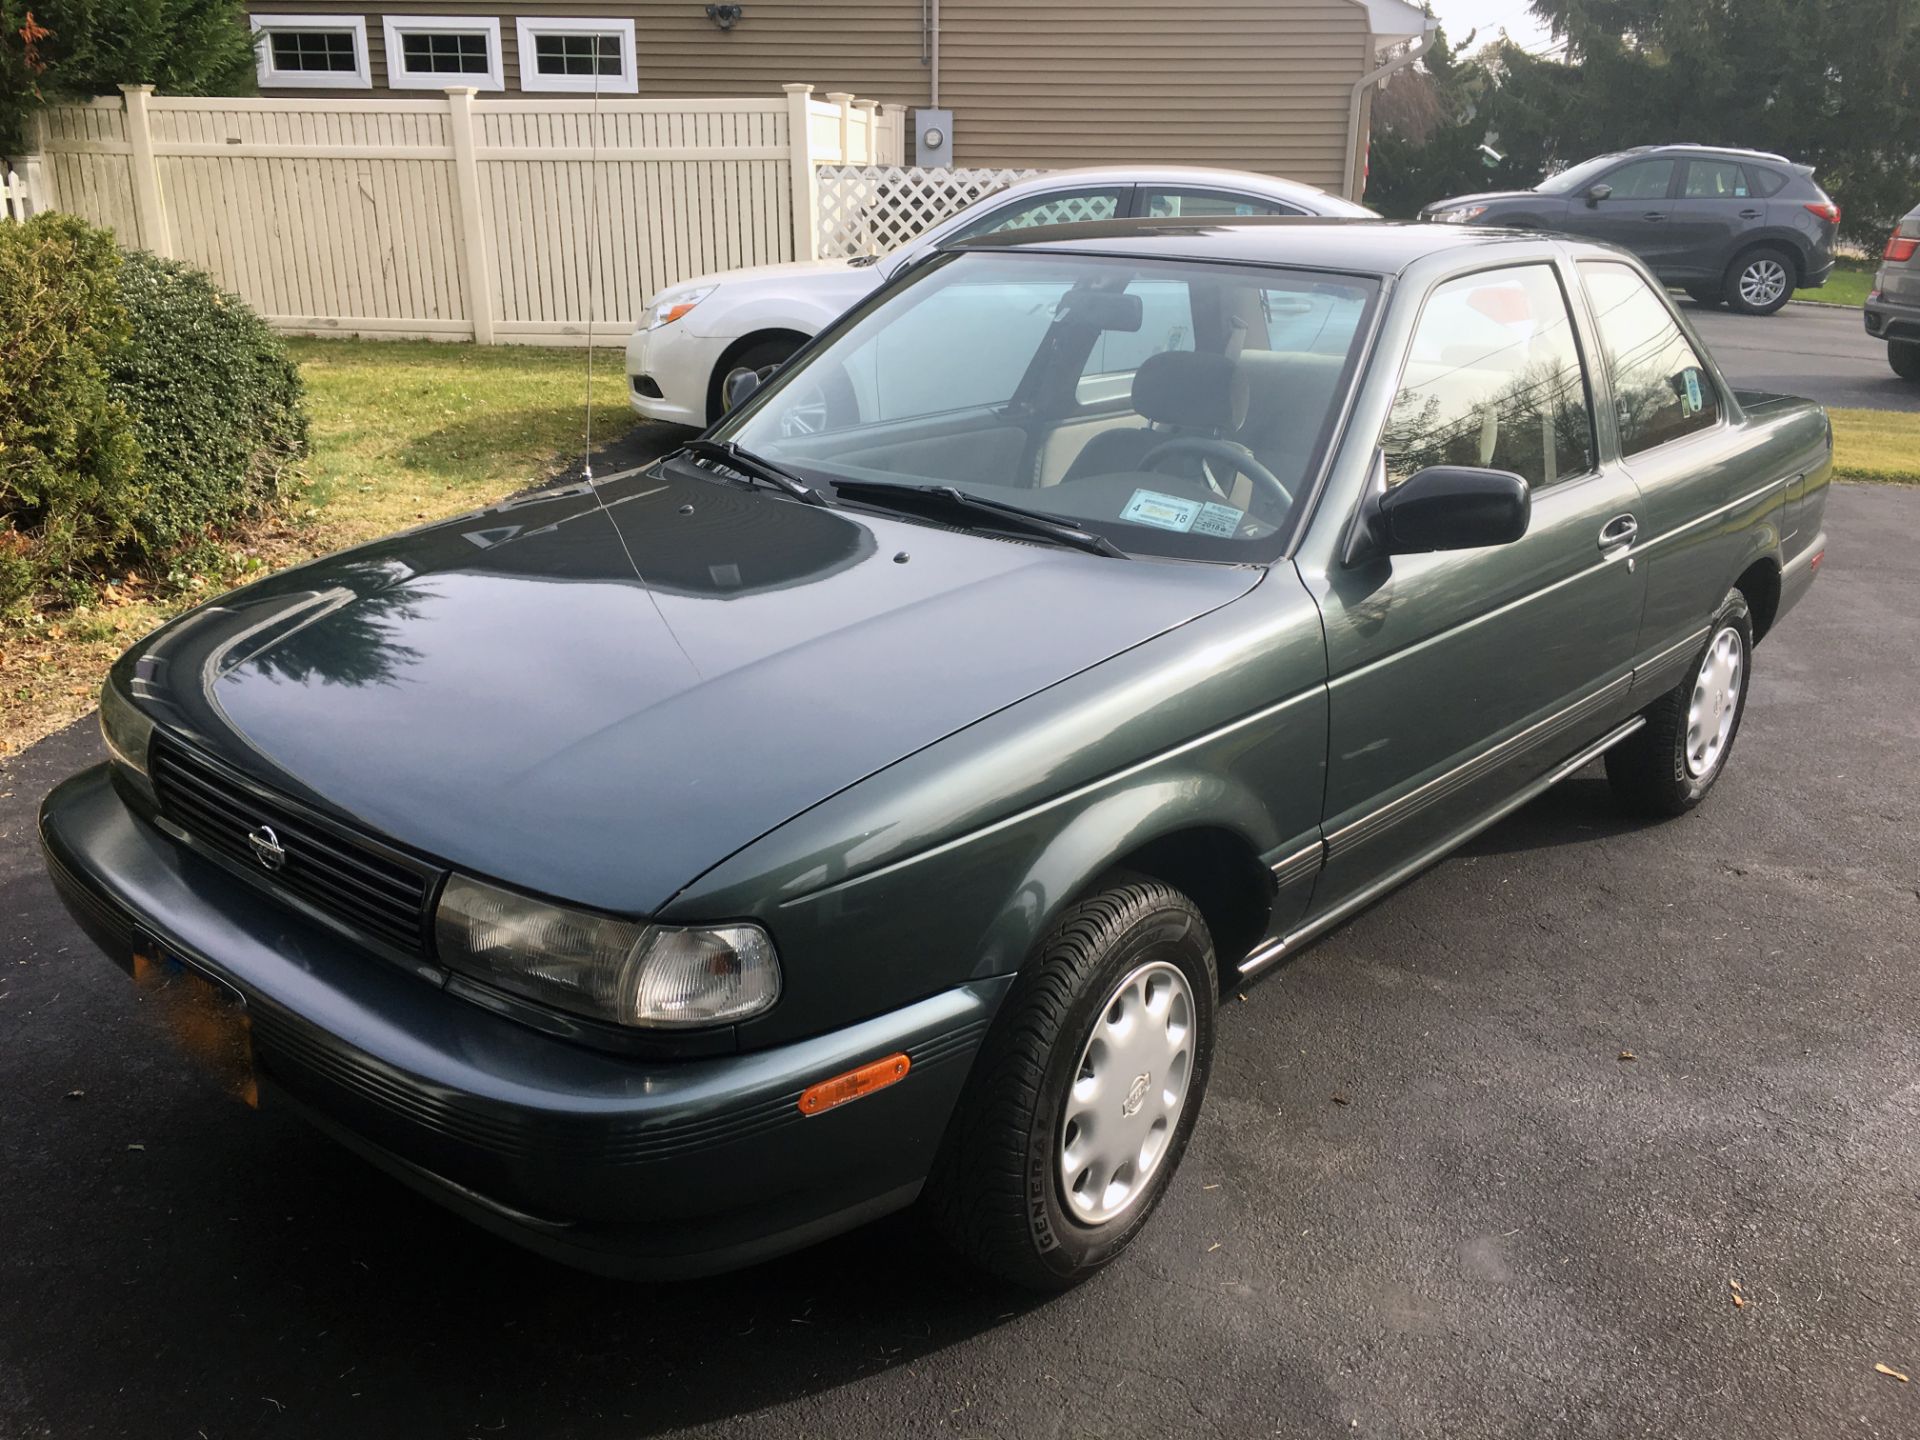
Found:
1685,286 -> 1723,308
924,873 -> 1218,1291
1890,339 -> 1920,383
1606,589 -> 1754,817
705,334 -> 804,423
1723,247 -> 1796,316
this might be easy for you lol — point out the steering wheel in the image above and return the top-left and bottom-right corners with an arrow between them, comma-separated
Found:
1139,436 -> 1293,510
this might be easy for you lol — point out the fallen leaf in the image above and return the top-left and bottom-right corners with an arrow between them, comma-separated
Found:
1619,1050 -> 1637,1062
1730,1280 -> 1742,1292
1732,1294 -> 1745,1308
1876,1363 -> 1910,1383
64,1089 -> 84,1100
125,1143 -> 145,1151
1330,1093 -> 1349,1106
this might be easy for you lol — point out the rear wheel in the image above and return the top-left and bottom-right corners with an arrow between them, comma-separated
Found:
1606,589 -> 1754,817
1724,247 -> 1795,316
925,874 -> 1217,1290
1890,339 -> 1920,382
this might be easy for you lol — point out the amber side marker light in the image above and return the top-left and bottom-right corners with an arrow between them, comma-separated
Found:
798,1053 -> 911,1116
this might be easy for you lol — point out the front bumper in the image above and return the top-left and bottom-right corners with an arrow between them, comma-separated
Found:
40,764 -> 1005,1278
1864,293 -> 1920,344
624,323 -> 712,427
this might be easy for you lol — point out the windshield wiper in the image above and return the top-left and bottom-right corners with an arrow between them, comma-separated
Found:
831,481 -> 1125,558
676,438 -> 826,505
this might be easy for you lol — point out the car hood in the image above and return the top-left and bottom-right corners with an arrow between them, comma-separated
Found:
128,467 -> 1258,914
676,257 -> 887,294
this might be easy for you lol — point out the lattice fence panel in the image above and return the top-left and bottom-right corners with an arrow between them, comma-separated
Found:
817,164 -> 1052,257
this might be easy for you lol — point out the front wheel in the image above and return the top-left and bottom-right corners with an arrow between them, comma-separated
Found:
1889,339 -> 1920,382
1724,247 -> 1796,316
925,874 -> 1217,1290
1606,589 -> 1754,817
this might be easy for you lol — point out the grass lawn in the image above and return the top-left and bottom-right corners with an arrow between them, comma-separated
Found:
1,338 -> 628,759
1830,407 -> 1920,484
1796,259 -> 1876,307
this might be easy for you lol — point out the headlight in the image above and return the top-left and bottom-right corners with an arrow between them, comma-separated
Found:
434,874 -> 780,1029
1430,204 -> 1490,225
647,285 -> 716,330
99,677 -> 155,792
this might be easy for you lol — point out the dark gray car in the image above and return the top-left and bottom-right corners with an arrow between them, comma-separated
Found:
1864,201 -> 1920,381
1422,145 -> 1839,316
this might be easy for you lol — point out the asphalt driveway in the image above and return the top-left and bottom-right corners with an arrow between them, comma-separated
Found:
1,485 -> 1914,1440
1689,301 -> 1917,411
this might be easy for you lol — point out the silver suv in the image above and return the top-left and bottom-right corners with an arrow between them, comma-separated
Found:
1865,203 -> 1920,382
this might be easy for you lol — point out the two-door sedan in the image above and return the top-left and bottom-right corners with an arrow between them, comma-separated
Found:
42,220 -> 1829,1289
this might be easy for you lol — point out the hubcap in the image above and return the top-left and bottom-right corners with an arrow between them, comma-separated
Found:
1739,259 -> 1788,307
1058,960 -> 1194,1226
1686,625 -> 1743,777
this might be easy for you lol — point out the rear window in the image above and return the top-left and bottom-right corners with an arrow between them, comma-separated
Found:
1746,166 -> 1789,198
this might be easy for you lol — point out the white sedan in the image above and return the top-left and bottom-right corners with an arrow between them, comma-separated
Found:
625,166 -> 1373,427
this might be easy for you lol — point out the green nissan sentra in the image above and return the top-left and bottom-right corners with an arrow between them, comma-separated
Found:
41,220 -> 1830,1289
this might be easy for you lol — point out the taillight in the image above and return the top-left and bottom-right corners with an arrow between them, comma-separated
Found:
1885,232 -> 1919,263
1804,200 -> 1841,225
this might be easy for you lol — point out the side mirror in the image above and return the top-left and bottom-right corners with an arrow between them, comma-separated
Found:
722,366 -> 763,411
1585,183 -> 1613,206
1347,466 -> 1531,563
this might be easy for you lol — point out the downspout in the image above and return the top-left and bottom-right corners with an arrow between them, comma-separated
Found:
924,0 -> 941,106
1344,32 -> 1430,202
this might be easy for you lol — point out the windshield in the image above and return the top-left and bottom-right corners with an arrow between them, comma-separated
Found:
1534,152 -> 1633,195
713,251 -> 1379,560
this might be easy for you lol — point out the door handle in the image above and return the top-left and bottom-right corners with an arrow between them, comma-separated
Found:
1642,212 -> 1667,222
1599,514 -> 1639,551
1739,208 -> 1762,219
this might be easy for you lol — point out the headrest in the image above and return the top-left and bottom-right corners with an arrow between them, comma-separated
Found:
1132,351 -> 1248,432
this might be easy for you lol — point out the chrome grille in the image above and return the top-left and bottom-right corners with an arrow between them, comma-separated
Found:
149,736 -> 437,956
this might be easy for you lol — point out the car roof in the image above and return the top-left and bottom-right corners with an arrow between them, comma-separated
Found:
994,165 -> 1375,218
1625,143 -> 1796,165
947,217 -> 1605,277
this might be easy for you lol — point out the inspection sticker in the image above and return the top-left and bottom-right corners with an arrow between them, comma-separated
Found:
1682,367 -> 1704,414
1121,489 -> 1201,532
1191,501 -> 1245,538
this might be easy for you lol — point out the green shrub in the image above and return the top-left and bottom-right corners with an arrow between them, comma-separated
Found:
0,214 -> 309,615
0,212 -> 141,612
112,250 -> 309,549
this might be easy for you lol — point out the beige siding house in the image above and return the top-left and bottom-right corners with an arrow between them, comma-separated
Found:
243,0 -> 1431,195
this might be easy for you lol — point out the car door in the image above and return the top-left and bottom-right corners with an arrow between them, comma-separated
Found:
1294,260 -> 1648,916
1133,185 -> 1307,219
1558,156 -> 1682,273
1664,158 -> 1762,284
1574,260 -> 1765,672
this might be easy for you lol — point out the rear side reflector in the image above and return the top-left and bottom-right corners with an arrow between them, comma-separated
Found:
798,1053 -> 911,1115
1810,550 -> 1824,573
1885,234 -> 1919,263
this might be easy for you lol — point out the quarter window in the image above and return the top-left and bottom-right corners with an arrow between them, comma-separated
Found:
382,16 -> 504,90
1602,159 -> 1675,201
945,189 -> 1128,243
1579,261 -> 1721,456
1682,160 -> 1750,199
1141,189 -> 1302,219
1382,264 -> 1595,491
515,17 -> 638,93
252,15 -> 371,88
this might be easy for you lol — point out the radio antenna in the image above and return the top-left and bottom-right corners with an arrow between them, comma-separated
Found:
581,48 -> 604,482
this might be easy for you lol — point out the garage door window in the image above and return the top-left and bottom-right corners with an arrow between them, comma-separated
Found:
383,16 -> 504,90
516,18 -> 638,93
252,16 -> 371,88
1381,264 -> 1595,490
1579,261 -> 1721,456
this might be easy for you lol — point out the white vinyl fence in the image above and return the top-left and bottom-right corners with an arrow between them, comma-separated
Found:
25,84 -> 906,344
1,161 -> 46,221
